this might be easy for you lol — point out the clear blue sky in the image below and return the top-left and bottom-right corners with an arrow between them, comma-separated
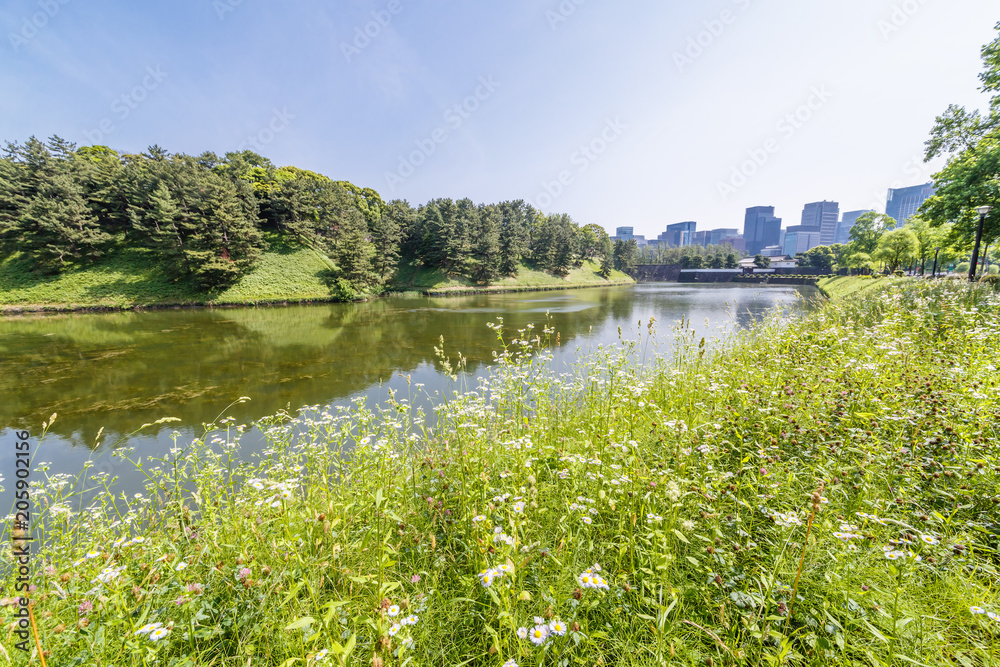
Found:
1,0 -> 997,237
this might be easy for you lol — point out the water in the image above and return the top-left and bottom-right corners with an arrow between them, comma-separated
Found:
0,283 -> 815,493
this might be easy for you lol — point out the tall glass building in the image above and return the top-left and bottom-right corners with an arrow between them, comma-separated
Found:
744,207 -> 781,255
800,201 -> 840,246
837,210 -> 875,244
658,221 -> 697,247
886,183 -> 936,227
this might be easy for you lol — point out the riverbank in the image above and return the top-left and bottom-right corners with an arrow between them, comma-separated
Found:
10,278 -> 999,665
0,241 -> 633,315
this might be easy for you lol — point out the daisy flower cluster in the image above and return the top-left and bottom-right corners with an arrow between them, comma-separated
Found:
970,607 -> 1000,624
246,476 -> 301,508
478,562 -> 514,587
516,616 -> 568,646
134,621 -> 170,642
770,511 -> 803,528
577,564 -> 610,590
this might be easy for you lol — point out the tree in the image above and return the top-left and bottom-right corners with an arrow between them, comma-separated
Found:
906,216 -> 953,273
498,200 -> 530,277
724,252 -> 739,269
127,150 -> 264,289
799,245 -> 835,271
848,212 -> 895,255
473,204 -> 502,284
920,23 -> 1000,253
709,253 -> 724,269
613,239 -> 638,273
370,200 -> 409,282
753,254 -> 770,268
333,208 -> 377,290
843,252 -> 875,274
0,136 -> 112,272
874,228 -> 919,273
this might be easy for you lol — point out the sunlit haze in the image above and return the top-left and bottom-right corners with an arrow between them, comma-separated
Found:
2,0 -> 997,236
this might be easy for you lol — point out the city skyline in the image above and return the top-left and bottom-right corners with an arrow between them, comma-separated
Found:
616,181 -> 931,251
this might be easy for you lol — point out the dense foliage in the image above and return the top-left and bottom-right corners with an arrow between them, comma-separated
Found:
7,279 -> 1000,666
921,22 -> 1000,258
0,139 -> 614,295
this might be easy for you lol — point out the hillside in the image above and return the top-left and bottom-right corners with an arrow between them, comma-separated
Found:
0,240 -> 633,313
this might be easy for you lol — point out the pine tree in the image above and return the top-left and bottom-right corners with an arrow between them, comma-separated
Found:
473,204 -> 502,284
371,201 -> 408,282
129,153 -> 264,289
498,200 -> 529,276
334,208 -> 377,289
5,137 -> 112,272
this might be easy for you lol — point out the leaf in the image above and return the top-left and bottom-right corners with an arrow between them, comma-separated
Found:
343,633 -> 356,656
862,619 -> 889,643
672,529 -> 690,544
686,556 -> 700,567
279,581 -> 305,608
284,616 -> 315,631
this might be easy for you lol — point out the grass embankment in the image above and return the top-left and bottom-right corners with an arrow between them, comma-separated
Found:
817,275 -> 898,300
0,236 -> 337,313
7,280 -> 1000,666
0,244 -> 632,314
393,260 -> 633,295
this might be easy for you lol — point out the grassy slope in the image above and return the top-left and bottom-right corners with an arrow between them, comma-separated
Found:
817,275 -> 898,300
0,236 -> 336,311
0,251 -> 633,312
395,259 -> 634,293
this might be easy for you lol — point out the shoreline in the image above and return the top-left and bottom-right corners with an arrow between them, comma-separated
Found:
0,279 -> 636,317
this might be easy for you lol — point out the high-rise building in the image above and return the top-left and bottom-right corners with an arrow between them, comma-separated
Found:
801,201 -> 840,246
658,221 -> 697,247
720,235 -> 746,252
886,183 -> 936,228
709,228 -> 738,245
783,225 -> 822,256
693,231 -> 711,247
744,207 -> 782,255
613,226 -> 646,245
837,210 -> 875,244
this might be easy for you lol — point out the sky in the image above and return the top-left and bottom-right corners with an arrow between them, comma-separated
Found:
1,0 -> 997,238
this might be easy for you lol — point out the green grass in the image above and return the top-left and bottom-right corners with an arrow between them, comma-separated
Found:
0,249 -> 632,313
817,275 -> 898,300
8,279 -> 1000,666
0,235 -> 336,312
394,260 -> 634,294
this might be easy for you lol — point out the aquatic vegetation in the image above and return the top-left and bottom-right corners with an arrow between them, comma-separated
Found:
3,279 -> 1000,665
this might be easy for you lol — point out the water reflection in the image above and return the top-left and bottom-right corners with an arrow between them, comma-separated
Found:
0,283 -> 815,459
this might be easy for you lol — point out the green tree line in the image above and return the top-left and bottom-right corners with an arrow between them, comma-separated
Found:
0,138 -> 617,296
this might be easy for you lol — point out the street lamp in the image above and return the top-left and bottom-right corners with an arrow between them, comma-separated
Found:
931,247 -> 941,278
970,205 -> 992,282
